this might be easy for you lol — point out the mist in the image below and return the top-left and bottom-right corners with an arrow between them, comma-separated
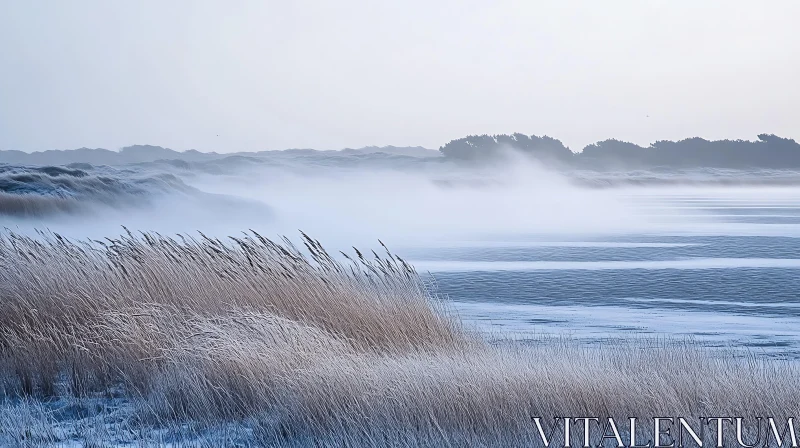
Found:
5,147 -> 800,253
0,153 -> 656,248
4,2 -> 800,444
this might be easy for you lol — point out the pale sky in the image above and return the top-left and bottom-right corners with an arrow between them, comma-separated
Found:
1,0 -> 798,153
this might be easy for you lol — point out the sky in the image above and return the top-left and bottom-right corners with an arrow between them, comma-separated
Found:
1,0 -> 798,153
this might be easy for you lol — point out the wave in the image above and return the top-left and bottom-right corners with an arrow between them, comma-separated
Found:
0,163 -> 197,217
0,192 -> 83,217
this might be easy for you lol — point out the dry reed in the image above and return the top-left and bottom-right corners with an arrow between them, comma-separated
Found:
0,229 -> 798,446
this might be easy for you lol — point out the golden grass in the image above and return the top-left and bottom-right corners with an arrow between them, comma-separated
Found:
0,229 -> 798,446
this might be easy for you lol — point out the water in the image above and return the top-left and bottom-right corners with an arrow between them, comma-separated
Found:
402,189 -> 800,358
4,161 -> 800,359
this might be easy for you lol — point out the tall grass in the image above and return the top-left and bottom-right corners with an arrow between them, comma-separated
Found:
0,229 -> 798,446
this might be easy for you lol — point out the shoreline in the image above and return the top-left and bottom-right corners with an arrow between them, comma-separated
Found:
1,230 -> 798,446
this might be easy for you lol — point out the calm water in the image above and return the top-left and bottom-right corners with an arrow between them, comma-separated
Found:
403,189 -> 800,358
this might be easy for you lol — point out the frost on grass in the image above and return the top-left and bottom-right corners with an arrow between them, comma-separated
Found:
0,230 -> 798,446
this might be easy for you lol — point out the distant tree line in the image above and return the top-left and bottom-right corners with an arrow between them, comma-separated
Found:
439,133 -> 800,169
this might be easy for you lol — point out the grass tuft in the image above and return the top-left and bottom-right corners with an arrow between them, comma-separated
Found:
0,230 -> 798,446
